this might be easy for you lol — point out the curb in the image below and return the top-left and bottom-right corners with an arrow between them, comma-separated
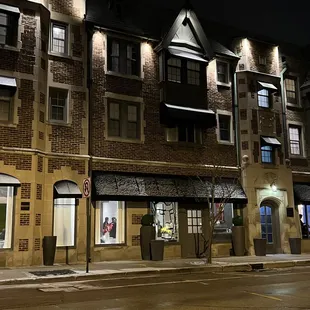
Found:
1,260 -> 310,286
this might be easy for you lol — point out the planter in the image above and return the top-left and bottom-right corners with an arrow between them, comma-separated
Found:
150,240 -> 164,261
42,236 -> 57,266
140,226 -> 155,260
289,237 -> 301,254
232,226 -> 245,256
253,238 -> 266,256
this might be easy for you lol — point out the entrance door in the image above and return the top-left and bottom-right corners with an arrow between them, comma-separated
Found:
260,205 -> 279,254
179,206 -> 206,258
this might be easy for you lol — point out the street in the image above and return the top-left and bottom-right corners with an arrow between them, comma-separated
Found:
1,267 -> 310,309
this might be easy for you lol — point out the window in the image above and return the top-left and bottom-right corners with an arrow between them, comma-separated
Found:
53,198 -> 76,247
167,57 -> 181,83
95,201 -> 125,245
49,88 -> 68,123
152,202 -> 178,242
213,203 -> 234,241
187,61 -> 200,85
0,186 -> 14,249
217,61 -> 229,84
261,146 -> 274,163
51,22 -> 68,54
108,102 -> 140,139
285,78 -> 297,104
187,209 -> 202,234
218,114 -> 231,142
298,205 -> 310,239
289,125 -> 302,155
259,55 -> 267,65
0,10 -> 18,47
258,88 -> 270,108
108,38 -> 140,76
166,124 -> 202,144
0,89 -> 11,121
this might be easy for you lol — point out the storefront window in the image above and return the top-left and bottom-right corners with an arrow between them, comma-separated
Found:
53,198 -> 76,247
152,202 -> 179,242
0,186 -> 14,249
298,205 -> 310,239
95,201 -> 125,245
213,203 -> 233,241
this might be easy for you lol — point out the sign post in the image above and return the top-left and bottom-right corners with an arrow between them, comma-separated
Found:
83,178 -> 91,273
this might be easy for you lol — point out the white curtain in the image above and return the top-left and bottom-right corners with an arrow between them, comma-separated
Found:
53,198 -> 75,247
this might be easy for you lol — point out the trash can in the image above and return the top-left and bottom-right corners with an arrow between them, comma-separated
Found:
150,240 -> 164,261
43,236 -> 57,266
253,238 -> 266,256
289,238 -> 301,254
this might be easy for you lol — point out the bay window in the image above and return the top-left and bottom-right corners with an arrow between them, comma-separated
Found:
95,201 -> 125,245
152,202 -> 179,242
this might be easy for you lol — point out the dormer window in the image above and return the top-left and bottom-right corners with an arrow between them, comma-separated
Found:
167,57 -> 201,85
107,37 -> 140,77
167,58 -> 181,83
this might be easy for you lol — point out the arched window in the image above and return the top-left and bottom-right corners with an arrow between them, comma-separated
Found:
0,173 -> 20,249
53,180 -> 82,247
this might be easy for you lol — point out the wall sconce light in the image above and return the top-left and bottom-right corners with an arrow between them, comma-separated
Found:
271,182 -> 277,192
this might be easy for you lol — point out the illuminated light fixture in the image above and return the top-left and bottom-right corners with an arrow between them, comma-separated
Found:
271,183 -> 277,192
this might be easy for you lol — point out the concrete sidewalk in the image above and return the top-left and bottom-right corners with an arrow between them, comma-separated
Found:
1,254 -> 310,285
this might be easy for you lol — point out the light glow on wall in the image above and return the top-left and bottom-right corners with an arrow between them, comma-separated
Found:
142,42 -> 152,57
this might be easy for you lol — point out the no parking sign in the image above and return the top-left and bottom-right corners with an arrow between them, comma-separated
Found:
83,178 -> 91,198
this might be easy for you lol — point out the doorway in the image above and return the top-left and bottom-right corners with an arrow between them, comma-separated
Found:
260,202 -> 281,254
179,204 -> 207,258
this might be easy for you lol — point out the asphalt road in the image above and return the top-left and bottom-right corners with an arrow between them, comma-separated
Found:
1,267 -> 310,309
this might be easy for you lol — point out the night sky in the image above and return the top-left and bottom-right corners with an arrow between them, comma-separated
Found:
138,0 -> 310,46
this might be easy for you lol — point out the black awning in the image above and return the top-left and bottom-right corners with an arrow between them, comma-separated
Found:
168,47 -> 208,62
92,172 -> 247,203
0,174 -> 20,186
161,103 -> 217,128
54,181 -> 82,199
261,136 -> 281,147
294,184 -> 310,204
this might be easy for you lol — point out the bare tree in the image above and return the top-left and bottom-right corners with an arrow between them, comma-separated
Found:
192,149 -> 244,264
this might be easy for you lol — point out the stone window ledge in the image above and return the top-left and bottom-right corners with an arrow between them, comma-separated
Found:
0,44 -> 20,52
106,71 -> 142,81
47,121 -> 71,127
105,137 -> 144,144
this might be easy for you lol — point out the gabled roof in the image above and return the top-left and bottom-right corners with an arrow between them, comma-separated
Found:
156,6 -> 214,60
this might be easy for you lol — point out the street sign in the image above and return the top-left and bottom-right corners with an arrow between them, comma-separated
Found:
83,178 -> 91,198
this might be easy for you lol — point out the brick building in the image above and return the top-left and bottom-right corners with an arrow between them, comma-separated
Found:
0,0 -> 309,267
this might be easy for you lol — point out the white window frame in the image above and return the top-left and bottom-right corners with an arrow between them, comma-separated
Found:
216,60 -> 230,87
216,110 -> 234,144
285,74 -> 301,107
53,198 -> 76,247
0,186 -> 14,250
48,87 -> 69,124
95,201 -> 126,246
288,121 -> 306,158
257,88 -> 271,108
50,21 -> 69,56
0,6 -> 19,48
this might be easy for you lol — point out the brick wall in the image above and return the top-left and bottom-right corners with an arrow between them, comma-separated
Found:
91,36 -> 238,175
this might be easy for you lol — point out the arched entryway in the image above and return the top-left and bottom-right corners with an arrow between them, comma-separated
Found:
260,200 -> 281,254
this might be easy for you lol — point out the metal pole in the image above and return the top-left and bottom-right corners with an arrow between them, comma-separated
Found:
86,196 -> 91,273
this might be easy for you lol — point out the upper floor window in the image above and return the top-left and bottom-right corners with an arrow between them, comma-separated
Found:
259,55 -> 267,65
261,145 -> 274,164
0,89 -> 12,122
166,124 -> 202,144
187,61 -> 200,85
108,38 -> 140,76
0,8 -> 18,47
167,58 -> 181,83
285,77 -> 297,105
289,125 -> 302,155
51,22 -> 68,55
108,101 -> 140,140
49,88 -> 68,123
217,61 -> 229,85
218,114 -> 232,142
258,88 -> 270,108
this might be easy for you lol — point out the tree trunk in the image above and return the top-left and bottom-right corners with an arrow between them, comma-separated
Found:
207,226 -> 214,264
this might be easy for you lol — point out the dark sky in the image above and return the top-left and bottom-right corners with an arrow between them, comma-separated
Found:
141,0 -> 310,46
